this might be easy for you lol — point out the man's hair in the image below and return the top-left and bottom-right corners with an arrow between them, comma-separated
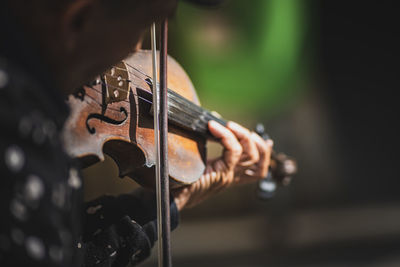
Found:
100,0 -> 178,19
7,0 -> 177,19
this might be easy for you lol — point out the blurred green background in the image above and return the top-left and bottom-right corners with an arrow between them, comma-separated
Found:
168,0 -> 307,121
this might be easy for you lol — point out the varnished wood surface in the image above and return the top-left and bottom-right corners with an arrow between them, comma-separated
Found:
63,50 -> 206,188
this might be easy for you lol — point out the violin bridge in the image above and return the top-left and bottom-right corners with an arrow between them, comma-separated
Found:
103,61 -> 130,104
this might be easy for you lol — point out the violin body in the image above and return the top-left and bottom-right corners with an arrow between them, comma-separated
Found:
63,49 -> 297,190
63,50 -> 207,188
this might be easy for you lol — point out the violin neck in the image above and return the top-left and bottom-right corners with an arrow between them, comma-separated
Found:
166,89 -> 227,138
144,79 -> 227,137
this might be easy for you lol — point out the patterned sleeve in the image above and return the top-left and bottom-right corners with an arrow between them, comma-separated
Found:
0,65 -> 82,267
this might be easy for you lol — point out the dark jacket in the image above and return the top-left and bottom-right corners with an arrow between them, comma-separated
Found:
0,11 -> 178,267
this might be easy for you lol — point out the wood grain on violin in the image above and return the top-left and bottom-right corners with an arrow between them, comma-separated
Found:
62,49 -> 296,188
63,50 -> 209,188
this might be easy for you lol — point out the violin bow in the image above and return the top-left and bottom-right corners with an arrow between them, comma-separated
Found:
151,20 -> 172,267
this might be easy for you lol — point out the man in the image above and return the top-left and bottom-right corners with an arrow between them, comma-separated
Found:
0,0 -> 272,266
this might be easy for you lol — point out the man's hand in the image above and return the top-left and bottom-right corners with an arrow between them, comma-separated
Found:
172,120 -> 273,210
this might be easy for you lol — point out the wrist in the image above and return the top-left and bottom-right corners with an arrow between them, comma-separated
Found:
171,187 -> 190,211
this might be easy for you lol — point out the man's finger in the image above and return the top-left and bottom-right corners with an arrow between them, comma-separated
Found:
227,122 -> 259,166
208,120 -> 242,168
251,132 -> 273,177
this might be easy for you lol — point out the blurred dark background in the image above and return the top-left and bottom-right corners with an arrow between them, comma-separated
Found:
83,0 -> 400,266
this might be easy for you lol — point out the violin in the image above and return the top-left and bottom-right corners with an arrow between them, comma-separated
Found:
62,49 -> 297,193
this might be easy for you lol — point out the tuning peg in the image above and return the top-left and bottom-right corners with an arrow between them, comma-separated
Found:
255,123 -> 270,140
257,172 -> 276,200
254,123 -> 277,200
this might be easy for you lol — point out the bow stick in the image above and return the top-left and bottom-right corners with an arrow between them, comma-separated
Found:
151,20 -> 172,267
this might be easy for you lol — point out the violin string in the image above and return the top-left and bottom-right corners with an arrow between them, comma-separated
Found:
102,73 -> 146,90
86,62 -> 227,132
83,98 -> 122,114
86,83 -> 152,106
82,83 -> 227,137
71,92 -> 125,115
110,62 -> 169,93
103,70 -> 152,90
125,62 -> 152,79
105,66 -> 148,84
107,61 -> 148,77
93,74 -> 200,115
109,63 -> 151,83
103,62 -> 174,96
99,67 -> 155,97
88,80 -> 226,126
83,86 -> 135,113
88,82 -> 196,126
102,70 -> 198,114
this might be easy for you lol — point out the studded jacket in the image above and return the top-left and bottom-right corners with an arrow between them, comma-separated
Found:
0,20 -> 178,267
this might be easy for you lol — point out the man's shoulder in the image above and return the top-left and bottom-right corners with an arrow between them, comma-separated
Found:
0,60 -> 82,267
0,57 -> 70,172
0,56 -> 69,132
0,59 -> 53,138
